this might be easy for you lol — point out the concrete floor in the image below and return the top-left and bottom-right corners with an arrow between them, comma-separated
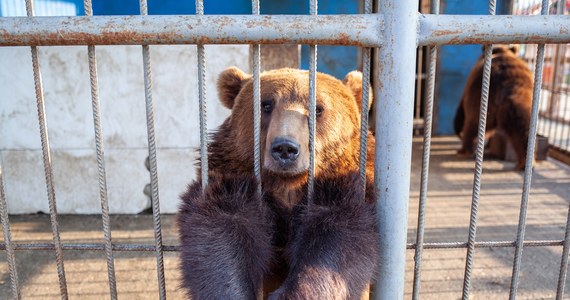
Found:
1,136 -> 569,299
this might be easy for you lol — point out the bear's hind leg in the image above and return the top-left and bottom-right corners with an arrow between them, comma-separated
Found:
177,174 -> 272,299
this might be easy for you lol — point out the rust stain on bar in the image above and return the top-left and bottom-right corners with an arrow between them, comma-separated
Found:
0,15 -> 383,47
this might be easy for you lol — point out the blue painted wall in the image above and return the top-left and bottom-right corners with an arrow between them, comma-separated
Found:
437,0 -> 509,134
261,0 -> 359,80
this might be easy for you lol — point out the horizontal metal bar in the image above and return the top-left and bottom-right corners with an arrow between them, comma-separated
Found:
0,14 -> 383,47
0,240 -> 562,252
407,240 -> 564,250
0,243 -> 179,252
419,14 -> 570,45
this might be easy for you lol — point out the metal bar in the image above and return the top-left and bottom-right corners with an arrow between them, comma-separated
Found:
553,44 -> 567,148
414,46 -> 424,120
139,1 -> 166,299
509,1 -> 549,298
0,166 -> 20,300
405,239 -> 565,249
412,1 -> 439,298
25,0 -> 68,298
1,239 -> 565,252
83,1 -> 117,298
250,2 -> 262,298
307,0 -> 318,206
556,199 -> 570,299
373,0 -> 417,298
462,1 -> 496,298
196,0 -> 208,194
418,14 -> 570,45
545,45 -> 556,143
0,243 -> 180,252
358,0 -> 372,194
0,15 -> 384,47
252,0 -> 261,198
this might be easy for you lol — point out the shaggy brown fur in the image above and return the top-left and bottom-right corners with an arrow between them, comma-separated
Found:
178,67 -> 379,299
455,45 -> 533,170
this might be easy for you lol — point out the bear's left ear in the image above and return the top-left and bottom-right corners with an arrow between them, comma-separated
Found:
217,67 -> 250,110
343,71 -> 374,113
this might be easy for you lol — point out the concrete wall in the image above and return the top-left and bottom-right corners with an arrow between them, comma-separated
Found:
0,45 -> 250,214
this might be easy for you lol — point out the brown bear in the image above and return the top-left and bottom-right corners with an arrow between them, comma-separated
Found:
454,45 -> 533,170
177,67 -> 379,299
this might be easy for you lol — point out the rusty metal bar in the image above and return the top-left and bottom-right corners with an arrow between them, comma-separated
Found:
418,14 -> 570,45
0,166 -> 20,300
374,0 -> 417,298
462,1 -> 496,298
83,0 -> 118,298
509,0 -> 549,297
0,15 -> 384,47
2,14 -> 570,47
24,0 -> 68,298
138,1 -> 166,299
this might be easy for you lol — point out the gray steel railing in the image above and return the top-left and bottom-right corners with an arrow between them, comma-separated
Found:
1,0 -> 570,299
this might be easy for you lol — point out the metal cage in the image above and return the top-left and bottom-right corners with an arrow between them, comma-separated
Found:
1,0 -> 570,299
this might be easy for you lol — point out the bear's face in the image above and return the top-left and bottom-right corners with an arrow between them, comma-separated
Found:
217,67 -> 370,179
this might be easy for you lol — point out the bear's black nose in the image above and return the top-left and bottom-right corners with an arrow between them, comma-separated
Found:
271,138 -> 300,167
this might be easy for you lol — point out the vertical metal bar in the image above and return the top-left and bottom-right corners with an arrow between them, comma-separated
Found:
414,46 -> 424,120
307,0 -> 318,205
0,165 -> 20,299
509,1 -> 549,297
555,45 -> 568,149
139,1 -> 166,299
373,0 -> 417,298
358,0 -> 372,196
462,1 -> 496,298
24,1 -> 68,298
552,27 -> 567,149
251,0 -> 261,197
545,45 -> 556,142
83,0 -> 118,298
556,200 -> 570,300
196,0 -> 208,192
412,1 -> 439,298
251,2 -> 263,298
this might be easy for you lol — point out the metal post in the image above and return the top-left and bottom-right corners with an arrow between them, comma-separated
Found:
373,0 -> 417,298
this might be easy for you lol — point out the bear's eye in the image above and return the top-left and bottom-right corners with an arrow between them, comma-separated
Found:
262,100 -> 273,113
316,105 -> 324,117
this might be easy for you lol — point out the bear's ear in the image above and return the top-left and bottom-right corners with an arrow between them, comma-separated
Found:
342,71 -> 374,113
217,67 -> 250,109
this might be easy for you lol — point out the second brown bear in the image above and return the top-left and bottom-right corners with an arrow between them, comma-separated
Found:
454,45 -> 534,170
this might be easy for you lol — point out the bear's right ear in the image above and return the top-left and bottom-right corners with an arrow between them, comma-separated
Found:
343,71 -> 374,113
217,67 -> 250,110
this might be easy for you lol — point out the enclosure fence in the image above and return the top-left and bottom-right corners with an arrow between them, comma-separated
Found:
513,0 -> 570,158
1,0 -> 570,299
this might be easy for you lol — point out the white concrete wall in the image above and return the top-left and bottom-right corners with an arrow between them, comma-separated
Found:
0,45 -> 250,214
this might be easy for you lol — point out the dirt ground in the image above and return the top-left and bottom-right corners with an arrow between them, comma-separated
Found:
1,136 -> 569,299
